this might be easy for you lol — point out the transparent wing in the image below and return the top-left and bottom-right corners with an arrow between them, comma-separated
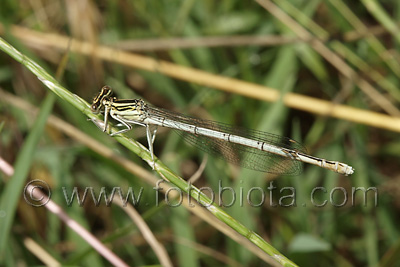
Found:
146,106 -> 307,175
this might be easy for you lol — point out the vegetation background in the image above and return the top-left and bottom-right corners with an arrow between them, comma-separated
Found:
0,0 -> 399,266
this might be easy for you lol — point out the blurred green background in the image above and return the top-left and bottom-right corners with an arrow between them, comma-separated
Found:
1,0 -> 399,266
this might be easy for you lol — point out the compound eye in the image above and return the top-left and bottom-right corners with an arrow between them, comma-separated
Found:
101,85 -> 112,95
91,104 -> 99,113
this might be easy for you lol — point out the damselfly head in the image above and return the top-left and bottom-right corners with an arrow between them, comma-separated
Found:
91,86 -> 113,113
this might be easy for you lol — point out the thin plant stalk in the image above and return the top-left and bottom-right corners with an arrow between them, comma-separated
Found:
0,37 -> 298,267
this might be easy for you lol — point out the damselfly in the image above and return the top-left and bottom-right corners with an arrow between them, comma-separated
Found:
90,86 -> 354,176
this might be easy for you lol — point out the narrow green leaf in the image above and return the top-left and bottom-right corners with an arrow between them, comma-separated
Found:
0,36 -> 299,267
0,93 -> 55,260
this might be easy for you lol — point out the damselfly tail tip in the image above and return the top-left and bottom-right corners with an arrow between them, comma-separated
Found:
345,166 -> 355,176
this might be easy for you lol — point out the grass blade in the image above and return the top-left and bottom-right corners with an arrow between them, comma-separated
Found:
0,37 -> 299,266
0,92 -> 55,260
